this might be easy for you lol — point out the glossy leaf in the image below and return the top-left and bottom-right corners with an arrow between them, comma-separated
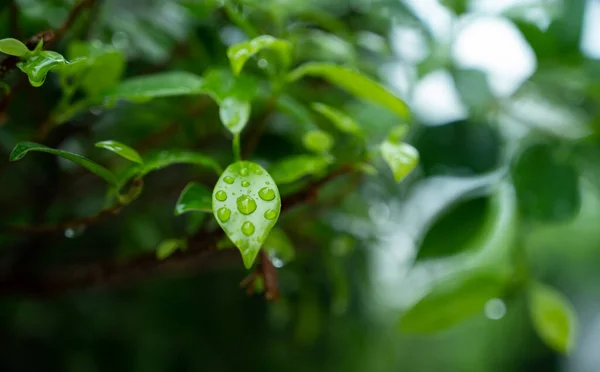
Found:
263,228 -> 295,267
227,35 -> 292,75
0,38 -> 30,57
399,272 -> 505,333
17,51 -> 71,87
212,161 -> 281,269
287,62 -> 409,118
156,239 -> 187,260
175,182 -> 212,215
512,144 -> 580,223
9,141 -> 117,186
67,41 -> 126,96
219,97 -> 251,135
380,140 -> 419,183
311,102 -> 362,135
302,130 -> 334,154
529,282 -> 578,354
269,155 -> 331,185
101,71 -> 205,102
95,140 -> 143,164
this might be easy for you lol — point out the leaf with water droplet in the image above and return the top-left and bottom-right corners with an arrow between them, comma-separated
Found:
9,141 -> 118,186
263,228 -> 295,267
529,282 -> 578,354
398,271 -> 505,333
175,182 -> 212,215
17,51 -> 72,87
287,62 -> 410,119
302,130 -> 334,154
219,97 -> 250,134
156,239 -> 187,260
311,102 -> 362,135
0,38 -> 30,57
95,140 -> 143,164
227,35 -> 292,75
380,139 -> 419,183
212,161 -> 281,269
269,154 -> 331,185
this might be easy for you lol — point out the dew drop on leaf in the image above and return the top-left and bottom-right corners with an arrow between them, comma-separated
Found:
264,209 -> 278,220
224,176 -> 235,184
242,221 -> 255,236
217,207 -> 231,222
258,187 -> 275,201
215,190 -> 228,201
237,195 -> 257,215
241,180 -> 250,187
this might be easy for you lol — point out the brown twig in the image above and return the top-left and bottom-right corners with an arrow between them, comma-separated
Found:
0,166 -> 354,297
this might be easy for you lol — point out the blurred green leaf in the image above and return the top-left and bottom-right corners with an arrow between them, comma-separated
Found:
287,62 -> 410,118
292,29 -> 356,64
66,41 -> 126,96
100,71 -> 205,102
529,282 -> 578,354
156,239 -> 187,260
302,130 -> 334,154
175,182 -> 212,215
311,102 -> 362,135
95,140 -> 143,164
219,97 -> 251,135
212,161 -> 281,269
0,38 -> 30,57
227,35 -> 292,75
380,140 -> 418,183
512,144 -> 580,223
17,51 -> 72,87
277,95 -> 317,131
9,141 -> 117,186
263,227 -> 295,267
399,272 -> 505,333
269,154 -> 330,184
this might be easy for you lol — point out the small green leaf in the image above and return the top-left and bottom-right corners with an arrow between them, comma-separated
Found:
175,182 -> 212,215
311,102 -> 362,135
263,228 -> 295,267
302,130 -> 334,154
399,272 -> 505,333
101,71 -> 205,102
380,140 -> 419,183
95,140 -> 143,164
227,35 -> 292,75
0,38 -> 30,57
9,141 -> 117,186
529,282 -> 578,354
269,155 -> 331,185
156,239 -> 187,260
212,161 -> 281,269
17,51 -> 70,87
219,97 -> 251,135
287,62 -> 409,118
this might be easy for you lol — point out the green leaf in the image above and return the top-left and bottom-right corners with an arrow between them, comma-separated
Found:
302,130 -> 334,154
263,228 -> 295,267
9,141 -> 117,186
175,182 -> 212,215
529,282 -> 578,354
17,51 -> 71,87
219,97 -> 251,135
512,144 -> 580,223
101,71 -> 205,102
287,62 -> 409,119
380,140 -> 419,183
276,95 -> 318,132
212,161 -> 281,269
66,41 -> 126,96
311,102 -> 362,135
156,239 -> 187,260
95,140 -> 143,164
399,272 -> 505,333
227,35 -> 292,75
269,155 -> 331,185
0,38 -> 30,57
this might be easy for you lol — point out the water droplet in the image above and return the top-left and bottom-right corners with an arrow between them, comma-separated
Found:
241,180 -> 250,187
64,226 -> 85,238
484,298 -> 506,320
257,58 -> 269,69
242,221 -> 255,236
264,209 -> 278,220
215,190 -> 227,201
217,207 -> 231,222
240,167 -> 249,176
224,176 -> 234,184
271,256 -> 284,268
254,168 -> 263,175
237,195 -> 257,214
258,187 -> 275,201
64,228 -> 75,238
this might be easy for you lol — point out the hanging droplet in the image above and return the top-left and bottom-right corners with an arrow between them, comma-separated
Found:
264,209 -> 278,220
217,207 -> 231,222
215,190 -> 228,201
241,221 -> 255,236
258,187 -> 275,201
237,195 -> 257,214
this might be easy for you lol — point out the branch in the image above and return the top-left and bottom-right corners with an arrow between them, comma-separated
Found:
0,166 -> 354,298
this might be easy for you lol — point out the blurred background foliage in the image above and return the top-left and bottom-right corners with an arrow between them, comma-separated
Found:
1,0 -> 600,371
